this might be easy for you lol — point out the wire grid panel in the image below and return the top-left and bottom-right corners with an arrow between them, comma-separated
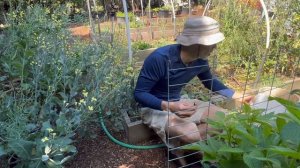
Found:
166,54 -> 220,168
166,52 -> 300,167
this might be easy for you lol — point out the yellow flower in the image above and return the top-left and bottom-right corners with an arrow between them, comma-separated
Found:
41,137 -> 49,142
82,90 -> 88,97
91,97 -> 97,102
88,106 -> 94,111
79,99 -> 86,105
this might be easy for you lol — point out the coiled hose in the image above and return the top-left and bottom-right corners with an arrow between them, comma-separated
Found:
99,113 -> 165,149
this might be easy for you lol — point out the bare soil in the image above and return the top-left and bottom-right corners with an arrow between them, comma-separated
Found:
65,124 -> 172,168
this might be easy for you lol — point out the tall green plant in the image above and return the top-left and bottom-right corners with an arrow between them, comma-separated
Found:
210,0 -> 299,83
268,0 -> 300,76
0,5 -> 135,167
210,0 -> 265,79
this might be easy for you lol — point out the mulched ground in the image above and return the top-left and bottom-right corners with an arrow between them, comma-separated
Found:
65,124 -> 174,168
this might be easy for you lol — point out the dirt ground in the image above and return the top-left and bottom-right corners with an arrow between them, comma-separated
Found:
65,124 -> 173,168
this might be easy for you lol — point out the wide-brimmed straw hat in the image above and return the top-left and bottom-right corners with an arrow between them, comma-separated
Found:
176,16 -> 225,46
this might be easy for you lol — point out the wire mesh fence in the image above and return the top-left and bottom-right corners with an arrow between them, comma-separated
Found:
84,0 -> 300,167
164,45 -> 300,167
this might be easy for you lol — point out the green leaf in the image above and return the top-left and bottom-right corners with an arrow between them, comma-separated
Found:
269,97 -> 300,120
243,150 -> 281,168
269,146 -> 300,159
60,156 -> 72,164
233,124 -> 258,144
183,141 -> 216,159
276,117 -> 287,132
28,160 -> 47,168
41,121 -> 53,133
243,153 -> 263,168
281,122 -> 300,146
219,159 -> 247,168
59,145 -> 77,153
26,123 -> 37,133
8,140 -> 35,160
207,119 -> 224,129
53,136 -> 73,148
0,76 -> 8,82
265,134 -> 280,147
207,138 -> 224,152
183,143 -> 201,151
47,158 -> 61,167
242,104 -> 252,113
277,113 -> 300,125
0,146 -> 6,157
219,146 -> 244,153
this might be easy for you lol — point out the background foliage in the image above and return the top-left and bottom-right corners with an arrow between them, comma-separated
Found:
209,0 -> 299,89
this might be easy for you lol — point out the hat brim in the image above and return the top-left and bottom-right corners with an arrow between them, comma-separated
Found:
176,32 -> 225,46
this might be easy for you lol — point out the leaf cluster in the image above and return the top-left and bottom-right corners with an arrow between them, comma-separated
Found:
184,97 -> 300,168
0,5 -> 137,167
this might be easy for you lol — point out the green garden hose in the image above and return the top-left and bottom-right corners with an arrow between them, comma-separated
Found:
99,114 -> 166,150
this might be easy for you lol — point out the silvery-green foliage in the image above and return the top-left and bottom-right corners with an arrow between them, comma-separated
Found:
0,4 -> 135,167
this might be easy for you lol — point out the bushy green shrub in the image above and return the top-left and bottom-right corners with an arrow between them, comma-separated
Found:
116,11 -> 135,21
209,0 -> 265,80
132,41 -> 153,50
185,96 -> 300,168
0,5 -> 136,167
268,0 -> 300,76
205,0 -> 300,90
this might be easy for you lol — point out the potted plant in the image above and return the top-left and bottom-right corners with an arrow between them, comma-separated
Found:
116,11 -> 126,23
116,11 -> 135,24
158,5 -> 172,18
145,6 -> 154,18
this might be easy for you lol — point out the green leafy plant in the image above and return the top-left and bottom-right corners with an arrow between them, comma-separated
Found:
152,7 -> 160,12
0,4 -> 136,167
159,5 -> 173,11
116,11 -> 134,18
184,98 -> 300,168
116,11 -> 135,23
132,41 -> 153,50
91,5 -> 104,12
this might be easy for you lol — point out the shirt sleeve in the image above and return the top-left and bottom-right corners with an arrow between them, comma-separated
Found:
197,64 -> 235,98
134,53 -> 166,110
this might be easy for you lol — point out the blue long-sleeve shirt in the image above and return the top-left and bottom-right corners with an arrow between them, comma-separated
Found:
134,44 -> 234,110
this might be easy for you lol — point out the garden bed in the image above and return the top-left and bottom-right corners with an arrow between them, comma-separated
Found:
122,109 -> 157,144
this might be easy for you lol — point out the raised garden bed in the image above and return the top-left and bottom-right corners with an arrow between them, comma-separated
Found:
122,109 -> 156,144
